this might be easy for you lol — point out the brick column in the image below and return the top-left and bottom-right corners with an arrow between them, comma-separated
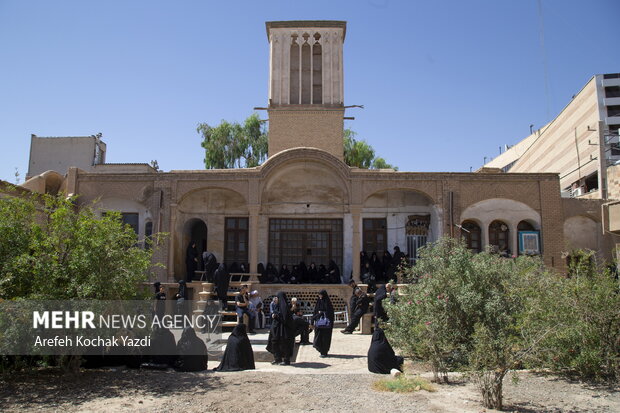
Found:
351,206 -> 361,282
248,205 -> 260,274
167,203 -> 177,282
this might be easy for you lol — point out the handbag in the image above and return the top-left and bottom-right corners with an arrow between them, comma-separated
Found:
315,313 -> 332,329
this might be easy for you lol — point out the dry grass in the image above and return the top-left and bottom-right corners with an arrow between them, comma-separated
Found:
372,374 -> 436,393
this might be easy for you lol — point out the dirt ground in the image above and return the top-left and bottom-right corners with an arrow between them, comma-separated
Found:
0,366 -> 618,413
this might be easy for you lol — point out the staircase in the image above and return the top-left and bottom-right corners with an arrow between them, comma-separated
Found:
193,272 -> 260,330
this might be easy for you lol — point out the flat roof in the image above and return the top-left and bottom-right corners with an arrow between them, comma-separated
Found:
266,20 -> 346,40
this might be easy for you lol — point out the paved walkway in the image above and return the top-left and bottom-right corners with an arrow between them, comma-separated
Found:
250,328 -> 372,375
173,326 -> 374,375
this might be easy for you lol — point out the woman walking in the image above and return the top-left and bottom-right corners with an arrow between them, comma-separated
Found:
312,289 -> 334,358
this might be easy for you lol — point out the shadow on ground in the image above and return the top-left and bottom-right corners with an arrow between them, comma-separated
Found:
0,368 -> 221,410
292,362 -> 330,369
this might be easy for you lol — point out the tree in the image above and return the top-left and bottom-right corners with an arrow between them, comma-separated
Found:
343,129 -> 398,170
198,113 -> 268,169
0,189 -> 159,300
198,116 -> 396,170
384,238 -> 550,410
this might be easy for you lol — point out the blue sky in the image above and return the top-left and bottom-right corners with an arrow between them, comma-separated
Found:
1,0 -> 618,182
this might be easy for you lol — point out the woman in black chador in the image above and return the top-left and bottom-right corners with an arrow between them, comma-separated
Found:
367,327 -> 404,374
214,324 -> 255,371
214,263 -> 230,310
381,250 -> 393,283
147,325 -> 177,367
175,327 -> 208,372
153,282 -> 166,321
312,289 -> 334,357
327,260 -> 341,284
308,262 -> 319,283
185,241 -> 198,282
266,291 -> 295,365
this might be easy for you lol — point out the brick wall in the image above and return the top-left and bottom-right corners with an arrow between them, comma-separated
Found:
268,107 -> 344,160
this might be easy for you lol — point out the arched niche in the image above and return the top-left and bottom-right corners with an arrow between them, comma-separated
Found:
362,189 -> 440,259
178,187 -> 248,215
460,198 -> 541,255
261,159 -> 348,214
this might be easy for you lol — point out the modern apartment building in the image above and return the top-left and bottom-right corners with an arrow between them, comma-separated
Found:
485,73 -> 620,200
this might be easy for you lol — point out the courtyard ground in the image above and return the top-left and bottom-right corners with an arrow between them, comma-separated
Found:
1,330 -> 618,412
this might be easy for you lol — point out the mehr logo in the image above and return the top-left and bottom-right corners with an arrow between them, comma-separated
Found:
33,311 -> 96,329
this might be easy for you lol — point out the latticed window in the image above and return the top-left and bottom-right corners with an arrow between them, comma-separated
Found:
268,219 -> 342,270
225,217 -> 248,268
363,218 -> 386,254
461,220 -> 481,253
488,220 -> 509,253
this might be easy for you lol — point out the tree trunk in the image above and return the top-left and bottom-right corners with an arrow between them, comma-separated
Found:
479,370 -> 505,410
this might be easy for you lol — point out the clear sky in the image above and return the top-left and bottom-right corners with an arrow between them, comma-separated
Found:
1,0 -> 619,183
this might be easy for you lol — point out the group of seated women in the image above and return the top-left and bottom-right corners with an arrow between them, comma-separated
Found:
359,247 -> 408,285
258,260 -> 342,284
83,324 -> 255,372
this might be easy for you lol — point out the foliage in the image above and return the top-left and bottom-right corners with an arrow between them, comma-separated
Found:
385,238 -> 620,409
385,238 -> 549,409
198,118 -> 397,170
372,375 -> 436,393
0,190 -> 159,300
343,129 -> 398,170
520,250 -> 620,382
198,113 -> 268,169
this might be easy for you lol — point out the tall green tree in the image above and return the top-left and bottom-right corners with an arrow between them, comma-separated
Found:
343,128 -> 398,170
198,116 -> 396,170
198,113 -> 268,169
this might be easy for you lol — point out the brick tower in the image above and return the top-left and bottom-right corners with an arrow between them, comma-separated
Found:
265,21 -> 346,160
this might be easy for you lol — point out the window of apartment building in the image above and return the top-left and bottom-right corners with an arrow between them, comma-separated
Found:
224,217 -> 249,268
608,106 -> 620,118
461,220 -> 482,253
363,218 -> 387,255
603,73 -> 620,79
605,86 -> 620,98
609,126 -> 620,156
584,172 -> 599,193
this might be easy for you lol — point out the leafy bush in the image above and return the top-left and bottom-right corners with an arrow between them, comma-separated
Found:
0,191 -> 160,300
385,238 -> 549,409
0,190 -> 165,373
520,250 -> 620,382
386,238 -> 620,409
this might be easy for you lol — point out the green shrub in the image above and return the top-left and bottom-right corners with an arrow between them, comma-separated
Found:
385,237 -> 549,409
372,375 -> 436,393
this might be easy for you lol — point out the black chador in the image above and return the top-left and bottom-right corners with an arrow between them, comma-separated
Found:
367,328 -> 404,374
147,325 -> 177,367
266,291 -> 295,364
214,324 -> 255,371
312,289 -> 334,357
374,284 -> 389,324
214,263 -> 230,310
185,242 -> 198,282
175,327 -> 208,372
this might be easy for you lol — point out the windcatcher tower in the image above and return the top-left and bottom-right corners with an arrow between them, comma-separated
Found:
265,21 -> 346,159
